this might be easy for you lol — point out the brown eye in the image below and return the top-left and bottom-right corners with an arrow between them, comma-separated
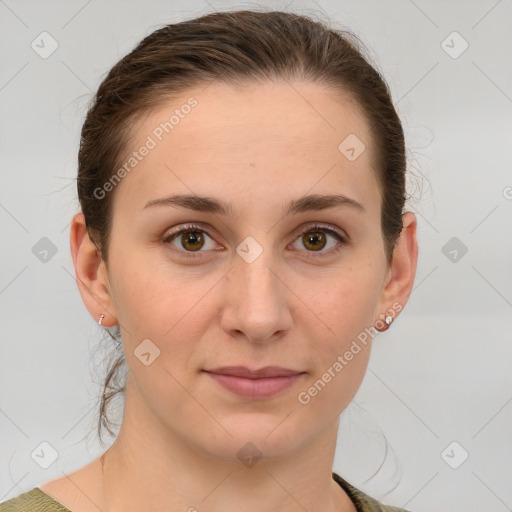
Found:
180,230 -> 205,251
302,231 -> 327,251
291,225 -> 347,257
162,224 -> 218,255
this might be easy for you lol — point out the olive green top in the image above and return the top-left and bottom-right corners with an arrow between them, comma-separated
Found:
0,472 -> 411,511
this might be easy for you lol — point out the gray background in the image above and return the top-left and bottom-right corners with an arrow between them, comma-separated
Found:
1,1 -> 511,511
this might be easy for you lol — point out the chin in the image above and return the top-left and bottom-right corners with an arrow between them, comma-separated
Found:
198,416 -> 313,463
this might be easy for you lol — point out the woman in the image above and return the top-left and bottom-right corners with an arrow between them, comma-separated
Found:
1,9 -> 417,512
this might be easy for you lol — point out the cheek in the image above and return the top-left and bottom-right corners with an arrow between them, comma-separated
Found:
110,250 -> 178,320
300,259 -> 383,391
110,253 -> 219,352
298,349 -> 371,419
313,260 -> 383,334
297,277 -> 377,416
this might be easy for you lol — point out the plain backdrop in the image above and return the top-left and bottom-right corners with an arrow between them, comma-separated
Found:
1,1 -> 511,511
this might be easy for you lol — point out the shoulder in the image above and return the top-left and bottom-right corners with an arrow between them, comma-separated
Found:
332,472 -> 413,512
0,488 -> 72,512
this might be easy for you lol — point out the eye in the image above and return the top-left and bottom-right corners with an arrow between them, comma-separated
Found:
290,224 -> 347,257
162,223 -> 348,259
162,223 -> 219,257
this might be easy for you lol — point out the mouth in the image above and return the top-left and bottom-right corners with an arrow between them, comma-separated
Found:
202,366 -> 306,399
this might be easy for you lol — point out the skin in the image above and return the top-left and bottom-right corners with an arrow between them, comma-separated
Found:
42,80 -> 417,512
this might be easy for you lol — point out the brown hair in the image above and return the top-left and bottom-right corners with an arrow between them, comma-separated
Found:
76,9 -> 409,443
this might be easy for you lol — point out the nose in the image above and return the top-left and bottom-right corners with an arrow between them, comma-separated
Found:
220,251 -> 293,344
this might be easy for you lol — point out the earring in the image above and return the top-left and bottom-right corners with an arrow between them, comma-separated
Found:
375,314 -> 393,332
98,314 -> 105,326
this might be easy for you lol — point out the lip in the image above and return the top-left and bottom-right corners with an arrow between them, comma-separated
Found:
204,366 -> 303,378
203,366 -> 306,399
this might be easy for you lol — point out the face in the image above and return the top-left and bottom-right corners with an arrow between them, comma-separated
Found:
88,80 -> 404,461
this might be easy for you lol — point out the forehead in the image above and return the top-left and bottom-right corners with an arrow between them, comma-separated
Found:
113,80 -> 380,218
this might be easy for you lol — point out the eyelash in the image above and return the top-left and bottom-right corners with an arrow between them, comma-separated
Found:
161,223 -> 347,259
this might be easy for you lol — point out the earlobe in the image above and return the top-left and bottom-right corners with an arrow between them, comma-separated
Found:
70,212 -> 118,327
376,211 -> 418,326
374,314 -> 394,332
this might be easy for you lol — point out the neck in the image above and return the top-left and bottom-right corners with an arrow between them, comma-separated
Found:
96,379 -> 356,512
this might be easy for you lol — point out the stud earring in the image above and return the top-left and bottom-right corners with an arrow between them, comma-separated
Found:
375,314 -> 393,332
98,314 -> 105,326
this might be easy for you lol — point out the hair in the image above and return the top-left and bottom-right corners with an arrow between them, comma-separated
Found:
75,9 -> 409,443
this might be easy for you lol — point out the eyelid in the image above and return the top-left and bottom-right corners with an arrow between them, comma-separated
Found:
161,222 -> 222,255
292,222 -> 348,243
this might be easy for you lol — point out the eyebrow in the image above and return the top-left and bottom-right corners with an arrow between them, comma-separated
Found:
143,193 -> 365,216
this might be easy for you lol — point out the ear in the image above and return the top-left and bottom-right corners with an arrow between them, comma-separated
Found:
376,211 -> 418,326
69,212 -> 118,327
